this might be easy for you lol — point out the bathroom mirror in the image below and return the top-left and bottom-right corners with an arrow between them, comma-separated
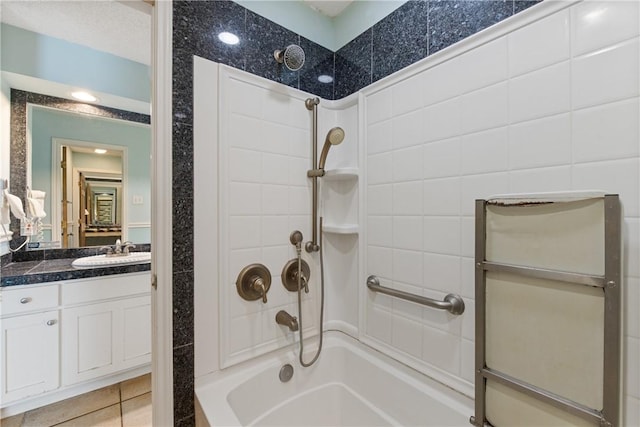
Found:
1,1 -> 152,249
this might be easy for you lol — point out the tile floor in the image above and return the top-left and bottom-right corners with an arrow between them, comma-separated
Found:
1,374 -> 151,427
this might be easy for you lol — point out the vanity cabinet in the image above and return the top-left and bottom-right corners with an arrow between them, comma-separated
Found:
0,272 -> 150,409
62,295 -> 151,385
1,310 -> 60,403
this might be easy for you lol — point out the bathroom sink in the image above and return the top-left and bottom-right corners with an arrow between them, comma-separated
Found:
72,252 -> 151,269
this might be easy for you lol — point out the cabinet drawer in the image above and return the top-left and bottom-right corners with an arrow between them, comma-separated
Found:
1,285 -> 59,316
61,273 -> 150,305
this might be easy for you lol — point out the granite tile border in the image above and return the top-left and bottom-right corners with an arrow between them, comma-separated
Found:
372,0 -> 429,83
173,344 -> 195,423
1,260 -> 151,287
428,0 -> 514,55
176,414 -> 196,427
335,29 -> 373,99
173,271 -> 195,348
299,36 -> 335,100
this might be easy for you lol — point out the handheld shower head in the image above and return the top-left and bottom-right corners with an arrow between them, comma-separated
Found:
274,44 -> 305,71
318,127 -> 345,170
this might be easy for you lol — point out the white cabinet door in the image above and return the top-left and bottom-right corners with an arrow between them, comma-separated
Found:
1,311 -> 59,403
122,297 -> 152,367
62,296 -> 150,386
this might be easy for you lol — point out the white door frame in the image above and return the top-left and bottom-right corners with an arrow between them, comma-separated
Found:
151,1 -> 174,425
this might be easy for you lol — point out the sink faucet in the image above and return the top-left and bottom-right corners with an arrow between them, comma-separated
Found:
122,241 -> 136,254
100,239 -> 135,256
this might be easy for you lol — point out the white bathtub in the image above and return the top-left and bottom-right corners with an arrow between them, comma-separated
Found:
195,331 -> 473,426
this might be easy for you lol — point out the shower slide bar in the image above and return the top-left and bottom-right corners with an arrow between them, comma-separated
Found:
366,275 -> 465,315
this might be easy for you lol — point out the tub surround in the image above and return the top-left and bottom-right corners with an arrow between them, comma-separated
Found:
1,246 -> 151,287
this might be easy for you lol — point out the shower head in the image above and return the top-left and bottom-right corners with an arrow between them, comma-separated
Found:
318,127 -> 345,171
274,44 -> 305,71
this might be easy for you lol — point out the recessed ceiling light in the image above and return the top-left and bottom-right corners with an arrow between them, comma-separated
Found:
318,75 -> 333,84
94,149 -> 107,154
218,32 -> 240,45
71,91 -> 98,102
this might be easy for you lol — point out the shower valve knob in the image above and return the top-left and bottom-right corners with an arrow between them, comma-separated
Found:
236,263 -> 271,304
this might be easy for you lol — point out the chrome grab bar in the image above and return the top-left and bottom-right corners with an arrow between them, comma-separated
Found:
366,275 -> 465,315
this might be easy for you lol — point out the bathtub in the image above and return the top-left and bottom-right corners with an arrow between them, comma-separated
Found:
195,331 -> 473,426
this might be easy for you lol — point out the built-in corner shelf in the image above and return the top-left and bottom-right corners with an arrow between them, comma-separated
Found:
322,224 -> 359,235
323,168 -> 359,181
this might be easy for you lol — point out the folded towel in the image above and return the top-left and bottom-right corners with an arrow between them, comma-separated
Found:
487,190 -> 606,206
1,196 -> 9,224
27,188 -> 46,219
3,189 -> 26,220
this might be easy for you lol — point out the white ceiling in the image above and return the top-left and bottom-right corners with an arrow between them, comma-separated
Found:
303,0 -> 354,18
0,0 -> 152,66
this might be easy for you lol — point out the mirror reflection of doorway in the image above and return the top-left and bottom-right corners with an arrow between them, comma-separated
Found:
80,174 -> 123,247
54,139 -> 125,248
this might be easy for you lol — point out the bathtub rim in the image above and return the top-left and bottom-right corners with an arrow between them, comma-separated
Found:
195,330 -> 473,426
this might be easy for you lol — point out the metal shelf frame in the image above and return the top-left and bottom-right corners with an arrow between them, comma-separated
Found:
471,195 -> 621,427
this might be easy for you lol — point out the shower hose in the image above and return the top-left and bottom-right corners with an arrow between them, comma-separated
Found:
296,217 -> 325,367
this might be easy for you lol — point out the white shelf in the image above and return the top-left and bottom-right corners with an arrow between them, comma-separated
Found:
323,168 -> 358,181
322,224 -> 359,235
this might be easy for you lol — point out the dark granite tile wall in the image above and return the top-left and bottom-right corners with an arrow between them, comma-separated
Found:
372,1 -> 429,83
335,29 -> 373,99
170,0 -> 541,422
336,0 -> 542,97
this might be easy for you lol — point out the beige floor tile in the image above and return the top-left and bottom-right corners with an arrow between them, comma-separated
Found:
120,374 -> 151,401
53,404 -> 121,427
1,412 -> 25,427
21,384 -> 120,427
122,393 -> 151,427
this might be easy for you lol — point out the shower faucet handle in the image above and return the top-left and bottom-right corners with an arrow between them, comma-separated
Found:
252,277 -> 268,303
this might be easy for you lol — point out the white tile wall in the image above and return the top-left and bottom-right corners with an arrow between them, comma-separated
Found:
508,10 -> 570,77
363,0 -> 640,406
219,73 -> 322,367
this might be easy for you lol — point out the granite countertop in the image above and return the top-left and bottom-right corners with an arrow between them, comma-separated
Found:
0,245 -> 152,287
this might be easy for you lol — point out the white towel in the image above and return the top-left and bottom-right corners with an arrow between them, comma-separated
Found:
27,188 -> 47,219
3,189 -> 26,220
1,195 -> 9,224
487,190 -> 606,206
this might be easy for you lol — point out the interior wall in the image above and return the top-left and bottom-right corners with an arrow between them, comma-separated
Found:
1,23 -> 150,103
361,1 -> 640,422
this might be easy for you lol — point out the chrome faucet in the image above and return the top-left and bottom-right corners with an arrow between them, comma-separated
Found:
122,241 -> 136,254
276,310 -> 299,331
100,239 -> 135,257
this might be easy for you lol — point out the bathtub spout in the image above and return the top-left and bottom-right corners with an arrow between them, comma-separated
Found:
276,310 -> 299,331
